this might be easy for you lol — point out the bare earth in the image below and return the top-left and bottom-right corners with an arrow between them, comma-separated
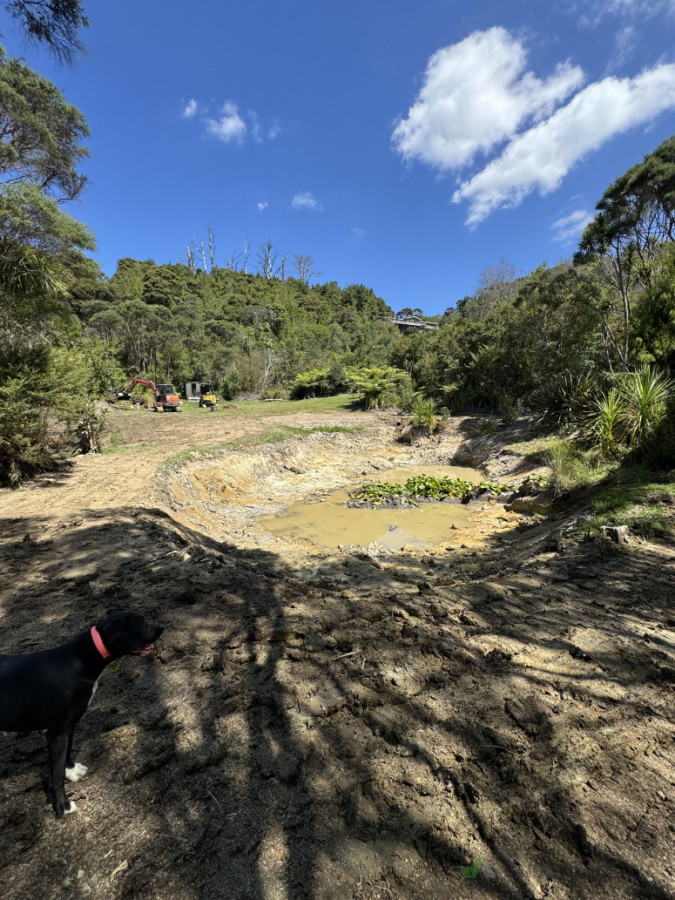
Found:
0,407 -> 674,900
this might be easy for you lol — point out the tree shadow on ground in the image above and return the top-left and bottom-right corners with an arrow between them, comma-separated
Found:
0,503 -> 674,899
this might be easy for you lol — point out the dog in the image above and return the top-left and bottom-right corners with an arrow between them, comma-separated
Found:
0,609 -> 163,818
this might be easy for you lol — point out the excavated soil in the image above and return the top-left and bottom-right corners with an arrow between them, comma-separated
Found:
0,407 -> 674,900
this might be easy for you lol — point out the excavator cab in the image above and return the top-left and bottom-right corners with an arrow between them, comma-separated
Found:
198,383 -> 217,409
154,384 -> 181,411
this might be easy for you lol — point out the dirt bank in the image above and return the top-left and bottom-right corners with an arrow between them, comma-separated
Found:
0,408 -> 673,900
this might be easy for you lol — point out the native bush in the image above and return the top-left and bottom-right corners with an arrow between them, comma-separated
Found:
542,439 -> 583,497
345,365 -> 410,410
619,365 -> 675,449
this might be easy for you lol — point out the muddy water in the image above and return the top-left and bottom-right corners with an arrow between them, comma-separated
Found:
261,465 -> 485,551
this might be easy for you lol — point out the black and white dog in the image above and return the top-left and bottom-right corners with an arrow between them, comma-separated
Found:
0,609 -> 163,818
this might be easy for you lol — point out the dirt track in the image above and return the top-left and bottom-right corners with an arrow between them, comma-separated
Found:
1,407 -> 674,900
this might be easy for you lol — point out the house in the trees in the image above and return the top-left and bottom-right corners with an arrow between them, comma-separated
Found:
378,315 -> 439,333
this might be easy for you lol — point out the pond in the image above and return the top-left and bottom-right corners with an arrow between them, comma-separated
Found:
260,465 -> 486,551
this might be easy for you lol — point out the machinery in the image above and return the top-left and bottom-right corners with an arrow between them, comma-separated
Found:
185,381 -> 217,409
118,377 -> 181,412
198,382 -> 217,409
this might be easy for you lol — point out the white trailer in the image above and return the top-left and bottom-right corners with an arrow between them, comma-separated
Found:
185,381 -> 204,401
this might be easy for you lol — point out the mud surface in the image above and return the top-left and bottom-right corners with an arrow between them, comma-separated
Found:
260,465 -> 486,551
0,408 -> 674,899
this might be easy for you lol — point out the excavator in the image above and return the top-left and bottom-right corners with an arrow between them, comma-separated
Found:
118,377 -> 182,412
198,382 -> 217,409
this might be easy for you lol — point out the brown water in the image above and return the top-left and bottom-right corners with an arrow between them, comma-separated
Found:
261,465 -> 485,551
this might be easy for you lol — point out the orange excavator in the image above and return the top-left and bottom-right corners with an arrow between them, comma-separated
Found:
118,377 -> 182,412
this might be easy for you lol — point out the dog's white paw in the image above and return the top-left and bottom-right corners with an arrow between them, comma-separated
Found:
64,800 -> 77,815
65,763 -> 88,783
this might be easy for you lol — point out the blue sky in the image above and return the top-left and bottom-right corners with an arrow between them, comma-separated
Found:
4,0 -> 675,315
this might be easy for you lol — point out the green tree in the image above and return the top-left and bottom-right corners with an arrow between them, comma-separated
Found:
0,47 -> 94,482
575,135 -> 675,369
0,46 -> 94,266
0,45 -> 89,199
3,0 -> 88,63
632,243 -> 675,372
346,365 -> 410,409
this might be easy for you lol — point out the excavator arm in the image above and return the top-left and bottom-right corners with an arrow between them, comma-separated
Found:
118,377 -> 181,411
119,376 -> 158,399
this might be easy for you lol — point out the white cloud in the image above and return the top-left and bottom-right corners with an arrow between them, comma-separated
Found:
291,192 -> 322,211
551,209 -> 595,242
249,111 -> 263,144
182,99 -> 198,118
392,27 -> 584,170
393,28 -> 675,225
613,26 -> 637,67
452,63 -> 675,224
268,123 -> 281,140
581,0 -> 675,25
257,201 -> 269,211
205,102 -> 247,143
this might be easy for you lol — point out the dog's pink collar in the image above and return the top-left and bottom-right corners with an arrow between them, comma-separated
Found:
90,626 -> 111,660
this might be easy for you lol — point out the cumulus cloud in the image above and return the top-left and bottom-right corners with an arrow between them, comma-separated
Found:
392,27 -> 584,170
205,101 -> 247,143
257,201 -> 269,211
393,28 -> 675,226
551,209 -> 595,243
188,100 -> 279,146
452,64 -> 675,224
182,99 -> 198,118
291,192 -> 322,211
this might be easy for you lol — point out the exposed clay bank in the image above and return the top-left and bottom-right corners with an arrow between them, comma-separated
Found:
157,425 -> 525,559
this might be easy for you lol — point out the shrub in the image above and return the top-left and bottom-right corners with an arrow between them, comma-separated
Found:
394,380 -> 416,413
410,396 -> 438,433
589,388 -> 624,458
537,371 -> 597,431
291,363 -> 348,400
619,366 -> 675,449
345,365 -> 411,410
75,402 -> 107,453
542,439 -> 582,497
499,396 -> 523,425
0,346 -> 91,485
291,367 -> 331,399
220,369 -> 242,401
634,396 -> 675,468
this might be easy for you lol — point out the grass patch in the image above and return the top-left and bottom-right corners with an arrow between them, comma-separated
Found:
504,433 -> 563,456
583,465 -> 675,538
101,443 -> 146,456
280,424 -> 361,435
219,394 -> 358,417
